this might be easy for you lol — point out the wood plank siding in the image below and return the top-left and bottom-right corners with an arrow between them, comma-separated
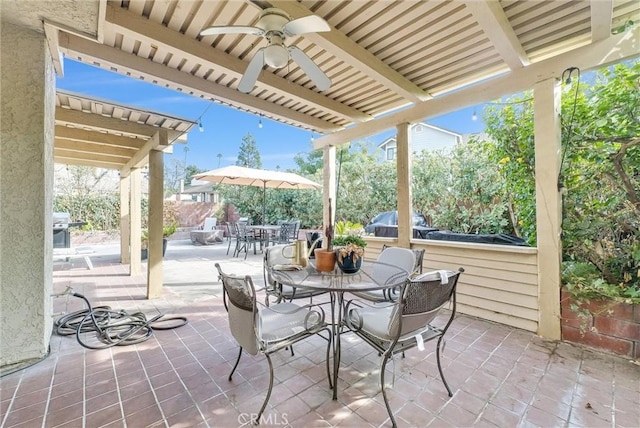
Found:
364,237 -> 539,333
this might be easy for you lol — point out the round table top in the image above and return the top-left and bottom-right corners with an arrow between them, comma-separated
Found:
269,260 -> 408,292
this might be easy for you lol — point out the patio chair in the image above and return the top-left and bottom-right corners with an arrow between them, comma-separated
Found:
345,268 -> 464,428
263,244 -> 328,303
382,244 -> 425,275
190,217 -> 221,245
224,221 -> 237,255
233,222 -> 257,259
349,247 -> 416,303
272,221 -> 298,245
215,263 -> 332,423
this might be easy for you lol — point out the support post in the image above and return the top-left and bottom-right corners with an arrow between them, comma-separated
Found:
147,135 -> 165,299
130,168 -> 142,276
120,172 -> 130,264
534,78 -> 562,340
396,122 -> 412,248
0,22 -> 55,366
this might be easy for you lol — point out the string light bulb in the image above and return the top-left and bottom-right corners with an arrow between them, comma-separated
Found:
472,110 -> 477,121
258,119 -> 263,128
198,121 -> 204,132
310,133 -> 315,142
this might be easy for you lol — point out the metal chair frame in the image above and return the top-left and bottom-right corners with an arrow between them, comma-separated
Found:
345,268 -> 464,428
215,263 -> 332,424
263,244 -> 328,303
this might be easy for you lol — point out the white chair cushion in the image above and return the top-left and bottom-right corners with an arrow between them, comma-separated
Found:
258,302 -> 322,343
412,270 -> 452,284
348,305 -> 395,340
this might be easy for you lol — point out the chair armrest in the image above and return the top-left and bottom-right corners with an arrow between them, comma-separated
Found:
259,302 -> 327,332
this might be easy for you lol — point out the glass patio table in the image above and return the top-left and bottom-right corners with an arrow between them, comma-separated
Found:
269,260 -> 408,400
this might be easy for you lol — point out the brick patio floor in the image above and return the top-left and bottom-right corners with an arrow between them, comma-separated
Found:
1,240 -> 638,427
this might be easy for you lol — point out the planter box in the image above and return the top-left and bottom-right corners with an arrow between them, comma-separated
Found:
561,289 -> 640,359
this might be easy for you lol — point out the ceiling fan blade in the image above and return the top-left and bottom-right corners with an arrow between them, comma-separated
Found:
238,48 -> 266,93
283,15 -> 330,36
289,46 -> 331,91
200,26 -> 264,37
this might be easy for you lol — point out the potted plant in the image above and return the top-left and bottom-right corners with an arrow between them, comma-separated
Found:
333,223 -> 367,273
141,222 -> 176,259
314,198 -> 337,272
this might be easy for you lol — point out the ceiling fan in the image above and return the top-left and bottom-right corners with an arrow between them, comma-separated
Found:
200,8 -> 331,93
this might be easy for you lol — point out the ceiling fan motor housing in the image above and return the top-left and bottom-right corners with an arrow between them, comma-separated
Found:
256,8 -> 291,33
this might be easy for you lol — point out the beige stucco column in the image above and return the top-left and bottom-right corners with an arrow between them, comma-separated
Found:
130,168 -> 142,276
534,78 -> 562,340
147,146 -> 164,299
322,145 -> 336,247
120,173 -> 131,264
0,22 -> 55,367
396,122 -> 412,248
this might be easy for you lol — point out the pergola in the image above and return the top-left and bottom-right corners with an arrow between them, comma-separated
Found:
1,0 -> 639,368
55,89 -> 197,292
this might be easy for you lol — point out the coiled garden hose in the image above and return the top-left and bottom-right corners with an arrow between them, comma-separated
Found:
55,291 -> 188,349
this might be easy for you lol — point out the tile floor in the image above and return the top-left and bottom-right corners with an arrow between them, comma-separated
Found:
1,240 -> 638,428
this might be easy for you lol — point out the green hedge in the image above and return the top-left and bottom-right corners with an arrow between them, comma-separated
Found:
54,194 -> 149,231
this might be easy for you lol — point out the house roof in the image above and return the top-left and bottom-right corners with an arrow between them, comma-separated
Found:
55,89 -> 197,173
4,0 -> 639,152
377,122 -> 462,148
181,183 -> 215,194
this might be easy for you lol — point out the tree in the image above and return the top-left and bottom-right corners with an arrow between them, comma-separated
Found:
220,133 -> 265,223
413,141 -> 509,234
54,165 -> 111,197
484,61 -> 640,299
236,133 -> 262,168
184,165 -> 204,186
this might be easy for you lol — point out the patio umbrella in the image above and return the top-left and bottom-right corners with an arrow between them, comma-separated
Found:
193,165 -> 321,224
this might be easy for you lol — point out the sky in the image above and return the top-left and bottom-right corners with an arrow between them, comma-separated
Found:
56,59 -> 486,172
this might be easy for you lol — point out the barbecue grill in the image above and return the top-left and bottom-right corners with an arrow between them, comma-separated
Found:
53,212 -> 86,248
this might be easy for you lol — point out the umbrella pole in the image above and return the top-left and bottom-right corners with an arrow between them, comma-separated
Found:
262,183 -> 266,225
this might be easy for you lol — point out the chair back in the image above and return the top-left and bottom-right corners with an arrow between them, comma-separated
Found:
236,222 -> 252,239
279,222 -> 298,243
225,221 -> 237,237
382,245 -> 425,275
203,217 -> 217,231
374,247 -> 415,285
391,269 -> 462,337
215,263 -> 259,355
263,244 -> 292,287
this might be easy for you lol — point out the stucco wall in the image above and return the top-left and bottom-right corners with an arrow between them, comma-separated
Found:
0,22 -> 55,367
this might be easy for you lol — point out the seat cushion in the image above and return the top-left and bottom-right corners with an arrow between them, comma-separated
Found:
347,305 -> 395,340
258,302 -> 323,343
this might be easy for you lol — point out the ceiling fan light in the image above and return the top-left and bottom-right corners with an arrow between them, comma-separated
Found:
264,44 -> 289,68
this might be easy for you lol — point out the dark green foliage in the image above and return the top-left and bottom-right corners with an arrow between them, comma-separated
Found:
236,133 -> 262,168
332,234 -> 367,248
484,61 -> 640,301
54,194 -> 149,231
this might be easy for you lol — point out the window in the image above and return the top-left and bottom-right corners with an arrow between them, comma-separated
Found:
415,124 -> 423,133
386,147 -> 396,160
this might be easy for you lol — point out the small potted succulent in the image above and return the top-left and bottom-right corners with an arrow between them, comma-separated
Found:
333,221 -> 367,273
